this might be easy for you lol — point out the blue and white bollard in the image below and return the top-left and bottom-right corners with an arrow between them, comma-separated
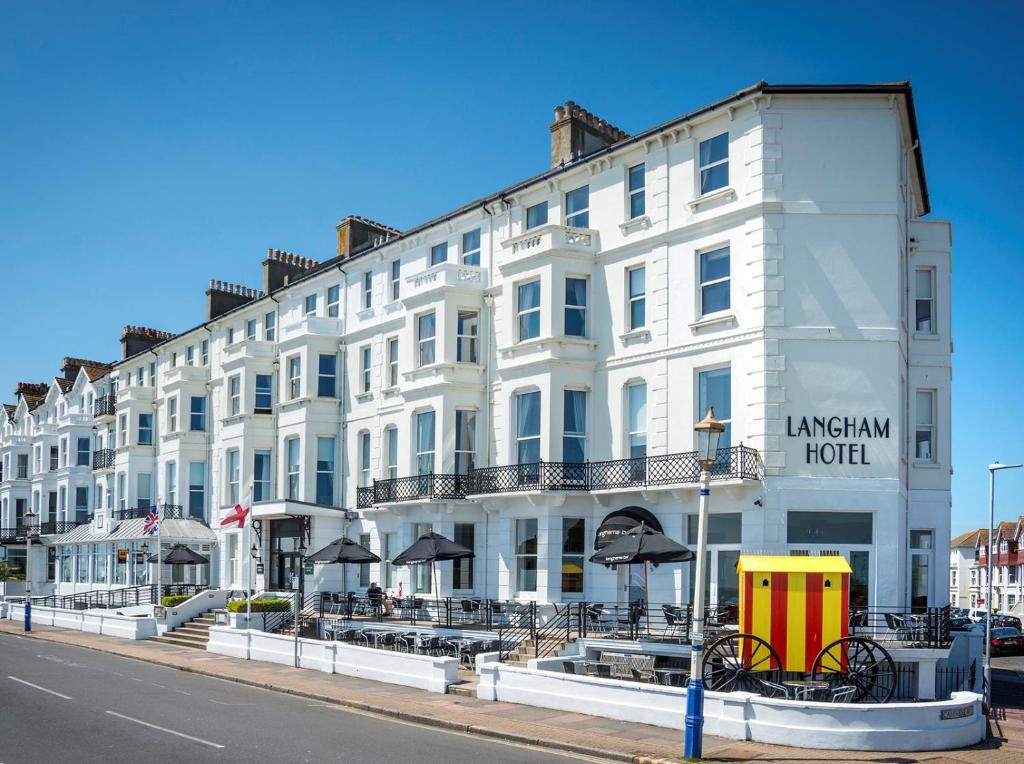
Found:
24,598 -> 31,632
684,674 -> 704,759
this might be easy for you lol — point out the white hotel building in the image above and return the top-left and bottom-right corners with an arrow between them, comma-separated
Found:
0,81 -> 951,613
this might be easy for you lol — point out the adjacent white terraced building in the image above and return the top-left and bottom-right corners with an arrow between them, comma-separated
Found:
0,81 -> 952,614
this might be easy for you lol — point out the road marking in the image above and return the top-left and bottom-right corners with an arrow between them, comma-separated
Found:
104,711 -> 224,749
8,676 -> 72,700
208,699 -> 255,706
175,689 -> 191,696
151,683 -> 165,688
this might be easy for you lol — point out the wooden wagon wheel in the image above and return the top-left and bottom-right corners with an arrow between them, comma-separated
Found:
811,636 -> 897,703
701,633 -> 782,694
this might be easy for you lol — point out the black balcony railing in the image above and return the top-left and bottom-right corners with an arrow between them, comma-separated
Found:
467,445 -> 761,496
112,503 -> 188,522
92,448 -> 115,470
38,519 -> 91,535
93,395 -> 116,418
356,446 -> 761,508
0,524 -> 37,543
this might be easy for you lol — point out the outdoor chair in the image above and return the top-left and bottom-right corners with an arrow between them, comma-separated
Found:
585,604 -> 606,633
419,636 -> 442,656
829,686 -> 857,703
396,633 -> 418,653
662,605 -> 686,641
760,680 -> 789,699
328,592 -> 345,615
631,667 -> 657,684
376,632 -> 396,649
460,599 -> 479,623
594,663 -> 612,679
562,660 -> 577,675
884,613 -> 914,642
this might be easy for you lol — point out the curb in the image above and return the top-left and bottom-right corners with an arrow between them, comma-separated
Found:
2,627 -> 684,764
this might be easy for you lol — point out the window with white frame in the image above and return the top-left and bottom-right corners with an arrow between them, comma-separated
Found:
627,382 -> 647,458
117,472 -> 126,511
327,285 -> 340,318
119,414 -> 128,446
517,280 -> 541,341
362,271 -> 373,309
136,473 -> 151,509
227,327 -> 235,345
430,242 -> 448,267
264,311 -> 276,342
565,185 -> 589,227
698,132 -> 729,194
628,163 -> 645,218
360,346 -> 371,393
417,312 -> 436,366
390,259 -> 401,301
190,396 -> 206,431
699,245 -> 730,315
318,354 -> 337,398
228,375 -> 241,416
455,409 -> 476,474
915,390 -> 936,463
186,345 -> 195,366
563,389 -> 587,462
255,374 -> 272,413
165,461 -> 176,506
316,437 -> 335,506
304,294 -> 317,316
457,310 -> 479,363
201,339 -> 209,365
915,267 -> 936,334
564,277 -> 587,336
253,450 -> 271,502
168,396 -> 178,432
138,413 -> 153,445
516,390 -> 541,465
77,437 -> 90,467
525,201 -> 548,230
561,517 -> 585,594
246,318 -> 257,341
385,426 -> 398,480
416,410 -> 435,475
188,461 -> 205,519
286,437 -> 300,499
227,449 -> 240,505
287,356 -> 301,400
453,522 -> 474,590
627,266 -> 646,330
516,518 -> 538,592
387,337 -> 399,387
359,431 -> 371,487
462,229 -> 480,266
698,366 -> 732,449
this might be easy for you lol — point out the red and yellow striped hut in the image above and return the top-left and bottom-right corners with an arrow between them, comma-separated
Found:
736,555 -> 851,673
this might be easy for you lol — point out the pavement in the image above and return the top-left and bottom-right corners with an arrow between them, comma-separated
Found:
0,619 -> 1020,764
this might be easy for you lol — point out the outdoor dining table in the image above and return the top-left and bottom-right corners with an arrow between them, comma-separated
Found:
782,679 -> 830,700
653,668 -> 689,687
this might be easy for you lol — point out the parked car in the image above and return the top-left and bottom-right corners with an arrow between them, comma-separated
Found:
950,607 -> 969,619
949,617 -> 974,632
992,614 -> 1023,630
968,608 -> 989,623
990,627 -> 1023,655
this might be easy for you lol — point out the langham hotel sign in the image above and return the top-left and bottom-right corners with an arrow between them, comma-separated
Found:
786,415 -> 891,465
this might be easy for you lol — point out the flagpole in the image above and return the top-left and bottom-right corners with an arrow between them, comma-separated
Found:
155,496 -> 162,619
246,481 -> 253,628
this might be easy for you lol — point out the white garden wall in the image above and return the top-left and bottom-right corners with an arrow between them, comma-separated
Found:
206,627 -> 458,693
475,662 -> 985,751
8,603 -> 156,640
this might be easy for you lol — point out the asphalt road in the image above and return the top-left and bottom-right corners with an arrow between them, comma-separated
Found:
0,633 -> 597,764
992,655 -> 1024,708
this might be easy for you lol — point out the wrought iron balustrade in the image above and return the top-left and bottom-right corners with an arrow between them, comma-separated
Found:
466,445 -> 761,495
92,448 -> 115,470
93,395 -> 116,417
356,486 -> 373,509
367,473 -> 470,505
38,519 -> 91,535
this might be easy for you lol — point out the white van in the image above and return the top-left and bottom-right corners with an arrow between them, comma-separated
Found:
967,607 -> 988,623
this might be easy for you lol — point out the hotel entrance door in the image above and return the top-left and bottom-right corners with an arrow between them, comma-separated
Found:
269,518 -> 304,591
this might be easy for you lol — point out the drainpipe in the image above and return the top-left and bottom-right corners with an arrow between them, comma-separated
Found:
336,263 -> 349,538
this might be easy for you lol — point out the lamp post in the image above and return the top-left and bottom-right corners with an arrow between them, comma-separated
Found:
23,508 -> 37,632
685,407 -> 724,761
293,538 -> 307,668
249,543 -> 260,628
985,462 -> 1022,706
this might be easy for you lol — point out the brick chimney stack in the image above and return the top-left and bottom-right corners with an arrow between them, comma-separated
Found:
206,280 -> 265,321
121,325 -> 173,359
549,100 -> 629,168
261,248 -> 319,294
335,216 -> 400,260
61,356 -> 109,381
15,382 -> 49,399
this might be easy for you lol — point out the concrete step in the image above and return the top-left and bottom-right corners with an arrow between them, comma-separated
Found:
192,616 -> 216,625
150,634 -> 207,649
447,683 -> 478,697
175,625 -> 211,637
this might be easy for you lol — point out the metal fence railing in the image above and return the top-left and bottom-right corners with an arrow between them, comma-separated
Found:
849,605 -> 952,649
35,583 -> 206,610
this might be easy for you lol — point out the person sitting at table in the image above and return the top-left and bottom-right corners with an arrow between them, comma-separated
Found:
367,582 -> 384,611
382,591 -> 394,617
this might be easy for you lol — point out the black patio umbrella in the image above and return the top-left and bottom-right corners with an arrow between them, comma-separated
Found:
392,532 -> 474,607
307,537 -> 382,607
589,524 -> 693,621
148,543 -> 210,565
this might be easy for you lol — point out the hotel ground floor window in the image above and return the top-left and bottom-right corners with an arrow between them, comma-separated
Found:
60,547 -> 72,582
47,547 -> 56,582
359,533 -> 372,589
516,518 -> 538,593
561,518 -> 585,596
113,546 -> 126,584
383,532 -> 397,589
452,523 -> 474,591
687,513 -> 742,610
94,543 -> 108,583
226,533 -> 240,588
787,512 -> 872,608
77,545 -> 89,583
413,522 -> 432,593
133,542 -> 149,585
910,530 -> 934,611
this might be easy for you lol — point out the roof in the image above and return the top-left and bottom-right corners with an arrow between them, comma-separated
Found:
951,528 -> 984,547
737,555 -> 853,574
2,404 -> 14,420
84,365 -> 111,381
115,81 -> 931,368
49,518 -> 217,545
996,521 -> 1018,540
54,378 -> 73,393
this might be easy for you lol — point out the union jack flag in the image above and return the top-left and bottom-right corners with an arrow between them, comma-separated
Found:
142,507 -> 160,536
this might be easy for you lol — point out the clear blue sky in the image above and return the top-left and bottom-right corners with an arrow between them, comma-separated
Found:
1,1 -> 1021,534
